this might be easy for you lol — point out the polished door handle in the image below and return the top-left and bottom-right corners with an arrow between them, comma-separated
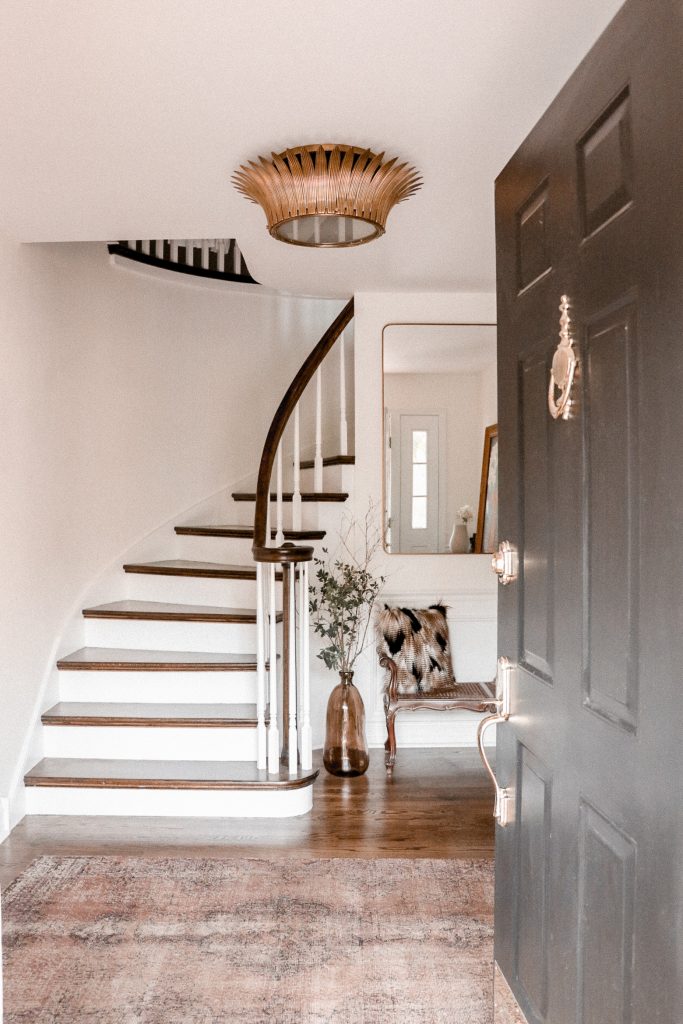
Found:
477,656 -> 515,827
492,540 -> 518,585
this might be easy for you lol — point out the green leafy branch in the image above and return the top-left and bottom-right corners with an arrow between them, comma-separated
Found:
308,503 -> 385,673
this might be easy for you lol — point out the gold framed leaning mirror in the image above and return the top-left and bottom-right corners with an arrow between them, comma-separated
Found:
382,322 -> 497,555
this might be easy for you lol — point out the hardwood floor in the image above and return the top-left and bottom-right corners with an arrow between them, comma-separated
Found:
0,748 -> 494,889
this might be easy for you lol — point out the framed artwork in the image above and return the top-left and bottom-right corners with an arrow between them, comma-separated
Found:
475,424 -> 498,554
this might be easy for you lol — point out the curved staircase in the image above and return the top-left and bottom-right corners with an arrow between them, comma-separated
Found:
108,238 -> 258,285
24,295 -> 355,818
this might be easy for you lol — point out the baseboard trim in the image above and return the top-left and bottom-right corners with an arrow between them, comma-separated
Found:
367,713 -> 495,749
0,796 -> 9,841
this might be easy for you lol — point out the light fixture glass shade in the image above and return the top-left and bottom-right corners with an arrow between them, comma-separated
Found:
274,213 -> 380,247
233,144 -> 421,249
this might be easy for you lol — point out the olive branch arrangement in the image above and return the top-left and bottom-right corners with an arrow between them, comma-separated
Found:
308,504 -> 386,674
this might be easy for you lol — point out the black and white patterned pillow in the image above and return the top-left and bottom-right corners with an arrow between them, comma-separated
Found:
375,604 -> 455,695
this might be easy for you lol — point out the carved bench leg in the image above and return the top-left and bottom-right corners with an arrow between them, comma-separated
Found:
384,703 -> 397,775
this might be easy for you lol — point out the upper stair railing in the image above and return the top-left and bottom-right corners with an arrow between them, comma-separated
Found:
252,298 -> 355,776
108,238 -> 258,285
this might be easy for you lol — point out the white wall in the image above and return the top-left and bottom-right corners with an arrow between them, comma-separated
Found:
0,236 -> 341,831
340,291 -> 498,750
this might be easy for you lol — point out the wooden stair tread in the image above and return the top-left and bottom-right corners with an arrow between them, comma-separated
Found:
42,702 -> 260,727
57,648 -> 261,671
175,525 -> 325,540
299,454 -> 355,469
82,600 -> 281,623
124,559 -> 262,580
232,491 -> 348,503
25,758 -> 318,791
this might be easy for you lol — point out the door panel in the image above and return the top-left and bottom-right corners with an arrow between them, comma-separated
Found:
583,302 -> 639,732
494,1 -> 683,1021
577,801 -> 636,1024
520,348 -> 554,685
514,744 -> 551,1021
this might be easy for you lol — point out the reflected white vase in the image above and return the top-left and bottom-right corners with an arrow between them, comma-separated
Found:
449,522 -> 469,554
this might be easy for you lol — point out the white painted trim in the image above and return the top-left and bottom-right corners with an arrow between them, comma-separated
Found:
25,783 -> 314,818
369,588 -> 497,748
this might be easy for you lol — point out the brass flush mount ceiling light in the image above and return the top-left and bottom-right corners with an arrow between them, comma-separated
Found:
233,143 -> 422,247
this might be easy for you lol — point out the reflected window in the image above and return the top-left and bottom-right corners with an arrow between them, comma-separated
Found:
411,430 -> 428,529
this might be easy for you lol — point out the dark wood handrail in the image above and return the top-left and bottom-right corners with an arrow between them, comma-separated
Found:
252,297 -> 355,564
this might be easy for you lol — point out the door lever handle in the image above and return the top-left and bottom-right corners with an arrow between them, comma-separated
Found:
477,656 -> 514,827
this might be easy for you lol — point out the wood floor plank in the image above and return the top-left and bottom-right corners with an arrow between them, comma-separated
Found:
2,751 -> 495,890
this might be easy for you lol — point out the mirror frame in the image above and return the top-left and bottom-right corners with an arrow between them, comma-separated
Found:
381,320 -> 497,555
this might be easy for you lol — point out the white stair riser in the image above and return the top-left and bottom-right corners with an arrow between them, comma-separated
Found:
42,724 -> 257,761
234,501 -> 323,531
84,618 -> 259,654
25,784 -> 313,818
58,670 -> 258,703
299,465 -> 346,490
125,573 -> 259,605
175,533 -> 324,564
174,535 -> 258,563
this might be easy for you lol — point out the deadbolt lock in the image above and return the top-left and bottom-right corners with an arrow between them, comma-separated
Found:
492,540 -> 518,586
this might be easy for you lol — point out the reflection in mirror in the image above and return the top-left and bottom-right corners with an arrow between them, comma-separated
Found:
382,323 -> 497,554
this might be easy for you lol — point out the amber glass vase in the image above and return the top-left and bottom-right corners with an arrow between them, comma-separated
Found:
323,671 -> 370,777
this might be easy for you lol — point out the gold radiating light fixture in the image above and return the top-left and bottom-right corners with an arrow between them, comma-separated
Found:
233,143 -> 421,248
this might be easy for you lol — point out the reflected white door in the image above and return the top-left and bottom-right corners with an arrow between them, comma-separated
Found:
395,414 -> 440,553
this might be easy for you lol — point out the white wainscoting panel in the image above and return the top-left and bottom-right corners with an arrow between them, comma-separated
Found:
366,590 -> 497,749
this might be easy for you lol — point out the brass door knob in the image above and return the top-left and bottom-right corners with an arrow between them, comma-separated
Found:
492,540 -> 517,585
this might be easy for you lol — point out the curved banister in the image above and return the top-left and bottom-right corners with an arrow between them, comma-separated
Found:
252,297 -> 354,563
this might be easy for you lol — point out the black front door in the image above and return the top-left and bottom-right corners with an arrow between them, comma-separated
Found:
494,1 -> 683,1020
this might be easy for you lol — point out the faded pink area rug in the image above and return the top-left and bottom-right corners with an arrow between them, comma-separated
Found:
2,855 -> 493,1023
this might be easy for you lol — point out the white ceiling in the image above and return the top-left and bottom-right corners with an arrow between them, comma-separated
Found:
0,0 -> 624,297
384,324 -> 496,374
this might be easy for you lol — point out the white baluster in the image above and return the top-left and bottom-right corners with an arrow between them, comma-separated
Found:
275,443 -> 284,546
267,564 -> 280,773
169,239 -> 179,263
185,240 -> 194,265
217,239 -> 226,273
266,491 -> 272,547
339,330 -> 348,456
141,240 -> 150,256
233,241 -> 241,275
255,563 -> 267,770
314,368 -> 323,492
288,565 -> 298,775
127,240 -> 137,251
201,240 -> 210,270
299,561 -> 312,770
292,404 -> 303,532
